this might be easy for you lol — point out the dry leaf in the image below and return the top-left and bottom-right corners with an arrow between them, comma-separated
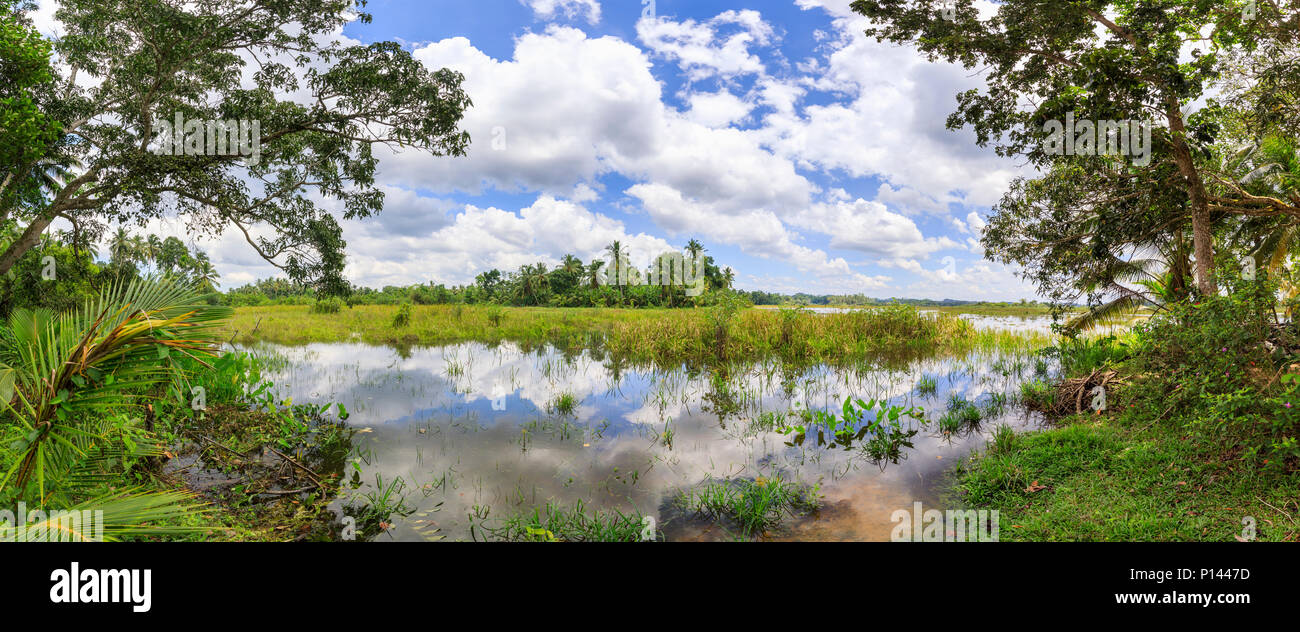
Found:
1025,480 -> 1047,493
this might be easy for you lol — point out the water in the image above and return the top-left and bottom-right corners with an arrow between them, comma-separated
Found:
248,317 -> 1055,541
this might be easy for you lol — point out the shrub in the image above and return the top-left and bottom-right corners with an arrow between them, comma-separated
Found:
392,302 -> 412,328
310,296 -> 345,314
1127,278 -> 1298,470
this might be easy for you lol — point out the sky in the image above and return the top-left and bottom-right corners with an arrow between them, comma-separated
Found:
29,0 -> 1043,301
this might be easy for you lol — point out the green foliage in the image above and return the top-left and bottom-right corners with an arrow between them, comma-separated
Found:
1125,279 -> 1298,469
939,395 -> 982,434
0,277 -> 229,536
675,474 -> 819,538
309,296 -> 345,314
779,397 -> 923,462
391,302 -> 412,328
0,0 -> 473,293
482,499 -> 652,542
0,5 -> 60,199
915,374 -> 938,395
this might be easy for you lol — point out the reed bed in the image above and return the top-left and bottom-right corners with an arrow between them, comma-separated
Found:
221,304 -> 1053,366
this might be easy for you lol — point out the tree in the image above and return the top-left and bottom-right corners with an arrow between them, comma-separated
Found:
850,0 -> 1299,296
191,251 -> 220,291
143,234 -> 162,268
0,0 -> 472,298
0,2 -> 60,212
685,238 -> 705,265
156,236 -> 190,276
605,241 -> 625,296
107,227 -> 138,268
586,259 -> 605,290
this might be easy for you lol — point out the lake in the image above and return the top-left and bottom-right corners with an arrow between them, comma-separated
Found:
247,315 -> 1056,541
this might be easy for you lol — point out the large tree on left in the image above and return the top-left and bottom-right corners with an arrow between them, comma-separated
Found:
0,0 -> 472,295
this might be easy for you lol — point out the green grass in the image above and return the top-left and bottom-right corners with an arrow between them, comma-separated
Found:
549,392 -> 578,415
674,474 -> 820,538
950,416 -> 1300,541
222,304 -> 1053,366
915,374 -> 938,395
939,394 -> 982,433
480,499 -> 652,542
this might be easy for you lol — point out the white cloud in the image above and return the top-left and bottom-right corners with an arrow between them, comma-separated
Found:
522,0 -> 602,25
683,91 -> 754,128
636,11 -> 775,80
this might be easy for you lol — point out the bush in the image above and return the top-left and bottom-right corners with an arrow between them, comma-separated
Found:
1127,279 -> 1298,471
310,296 -> 345,314
392,302 -> 412,328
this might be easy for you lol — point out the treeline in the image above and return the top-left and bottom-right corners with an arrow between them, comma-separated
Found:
745,292 -> 1047,307
0,225 -> 220,315
227,240 -> 746,308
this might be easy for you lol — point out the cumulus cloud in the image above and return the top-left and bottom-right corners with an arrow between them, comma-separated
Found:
636,10 -> 776,80
522,0 -> 602,25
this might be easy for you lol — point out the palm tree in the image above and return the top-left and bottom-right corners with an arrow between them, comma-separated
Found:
1063,234 -> 1192,334
605,241 -> 625,296
107,227 -> 139,272
723,267 -> 735,290
685,239 -> 705,265
0,278 -> 227,539
144,234 -> 163,269
29,156 -> 81,198
191,252 -> 220,292
587,260 -> 605,290
516,263 -> 549,305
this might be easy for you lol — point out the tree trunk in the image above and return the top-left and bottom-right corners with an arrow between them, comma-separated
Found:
1165,98 -> 1217,296
0,212 -> 57,277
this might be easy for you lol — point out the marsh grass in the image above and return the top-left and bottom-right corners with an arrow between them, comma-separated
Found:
223,304 -> 1053,367
915,374 -> 938,395
939,395 -> 982,433
675,474 -> 820,538
548,392 -> 578,415
482,499 -> 651,542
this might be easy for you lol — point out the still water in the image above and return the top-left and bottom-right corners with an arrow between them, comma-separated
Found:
252,316 -> 1054,541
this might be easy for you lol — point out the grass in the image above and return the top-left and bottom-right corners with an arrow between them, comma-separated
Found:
479,499 -> 652,542
548,392 -> 578,415
674,474 -> 820,538
950,415 -> 1300,541
915,374 -> 938,395
221,304 -> 1053,366
939,394 -> 982,433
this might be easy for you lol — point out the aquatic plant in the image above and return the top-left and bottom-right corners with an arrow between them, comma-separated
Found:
549,392 -> 578,416
915,374 -> 938,395
675,474 -> 819,538
939,395 -> 982,433
482,499 -> 652,542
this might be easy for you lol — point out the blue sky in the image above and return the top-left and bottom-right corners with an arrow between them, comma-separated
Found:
34,0 -> 1037,300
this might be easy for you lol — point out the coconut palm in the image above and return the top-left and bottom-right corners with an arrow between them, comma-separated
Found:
191,252 -> 221,292
685,239 -> 705,264
515,263 -> 549,305
0,277 -> 228,539
723,267 -> 735,290
29,156 -> 81,198
605,241 -> 625,296
587,260 -> 605,290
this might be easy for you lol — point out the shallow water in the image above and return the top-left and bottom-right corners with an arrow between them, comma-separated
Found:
248,318 -> 1055,541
